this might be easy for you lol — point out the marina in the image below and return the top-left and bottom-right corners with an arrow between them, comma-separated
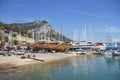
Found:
0,0 -> 120,80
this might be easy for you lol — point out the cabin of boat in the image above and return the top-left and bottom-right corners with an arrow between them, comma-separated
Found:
70,41 -> 94,51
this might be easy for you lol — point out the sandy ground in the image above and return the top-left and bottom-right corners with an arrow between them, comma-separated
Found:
0,53 -> 77,68
0,51 -> 96,69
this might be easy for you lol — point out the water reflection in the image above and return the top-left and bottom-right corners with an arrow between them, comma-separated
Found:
70,56 -> 104,80
104,56 -> 120,71
0,58 -> 72,80
0,56 -> 120,80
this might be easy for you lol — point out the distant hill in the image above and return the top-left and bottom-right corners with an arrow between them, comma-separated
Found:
0,20 -> 72,42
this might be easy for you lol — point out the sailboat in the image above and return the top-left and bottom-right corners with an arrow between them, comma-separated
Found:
70,24 -> 94,51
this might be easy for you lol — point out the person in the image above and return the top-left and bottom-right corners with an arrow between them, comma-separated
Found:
27,45 -> 31,53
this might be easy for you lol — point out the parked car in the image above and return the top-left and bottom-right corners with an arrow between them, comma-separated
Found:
9,50 -> 16,54
15,49 -> 26,55
0,50 -> 11,56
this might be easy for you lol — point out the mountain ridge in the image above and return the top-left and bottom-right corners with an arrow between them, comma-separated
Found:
0,20 -> 72,43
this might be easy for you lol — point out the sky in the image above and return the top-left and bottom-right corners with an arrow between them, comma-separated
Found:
0,0 -> 120,42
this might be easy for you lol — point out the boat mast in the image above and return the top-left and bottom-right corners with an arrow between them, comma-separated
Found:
84,24 -> 86,41
107,32 -> 112,43
91,28 -> 94,43
59,29 -> 60,42
73,29 -> 76,42
82,24 -> 87,41
90,27 -> 94,43
38,31 -> 40,43
19,31 -> 21,45
9,31 -> 13,45
1,29 -> 5,42
40,29 -> 42,42
80,27 -> 83,41
43,25 -> 45,41
32,30 -> 35,44
60,22 -> 63,42
49,28 -> 51,41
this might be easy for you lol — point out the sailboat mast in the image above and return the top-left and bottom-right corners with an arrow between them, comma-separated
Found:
81,27 -> 83,41
40,32 -> 42,42
49,28 -> 51,41
19,31 -> 21,45
60,22 -> 63,42
91,28 -> 94,43
84,24 -> 86,41
59,29 -> 60,41
107,32 -> 112,43
32,30 -> 34,44
44,25 -> 45,41
1,29 -> 5,42
11,31 -> 13,45
89,27 -> 94,43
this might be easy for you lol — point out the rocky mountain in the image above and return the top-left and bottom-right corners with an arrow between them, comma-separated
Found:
0,20 -> 72,42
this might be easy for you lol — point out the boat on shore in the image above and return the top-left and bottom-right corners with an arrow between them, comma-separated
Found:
30,41 -> 71,52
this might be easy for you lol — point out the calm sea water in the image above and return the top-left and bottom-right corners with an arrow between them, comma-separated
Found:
0,55 -> 120,80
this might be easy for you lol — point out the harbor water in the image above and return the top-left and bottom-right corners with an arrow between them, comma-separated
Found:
0,55 -> 120,80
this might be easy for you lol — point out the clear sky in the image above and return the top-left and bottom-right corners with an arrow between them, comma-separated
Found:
0,0 -> 120,42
